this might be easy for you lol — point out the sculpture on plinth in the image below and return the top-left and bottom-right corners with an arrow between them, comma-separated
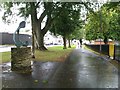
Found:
13,21 -> 29,47
11,21 -> 32,73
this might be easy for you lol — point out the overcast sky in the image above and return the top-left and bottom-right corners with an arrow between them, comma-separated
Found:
0,0 -> 108,33
0,3 -> 45,34
0,4 -> 32,33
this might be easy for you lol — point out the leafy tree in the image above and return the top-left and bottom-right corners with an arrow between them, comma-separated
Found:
2,2 -> 65,50
2,2 -> 68,58
85,1 -> 120,44
108,11 -> 120,40
85,11 -> 106,40
103,2 -> 120,10
50,2 -> 81,49
2,1 -> 98,54
70,20 -> 85,45
104,2 -> 120,41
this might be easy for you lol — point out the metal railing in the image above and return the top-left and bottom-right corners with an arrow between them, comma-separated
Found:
85,44 -> 120,61
114,45 -> 120,61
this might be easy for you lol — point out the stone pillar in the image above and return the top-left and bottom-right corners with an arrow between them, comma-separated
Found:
11,47 -> 32,73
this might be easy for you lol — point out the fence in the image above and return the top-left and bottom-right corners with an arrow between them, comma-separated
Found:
114,45 -> 120,61
85,44 -> 109,56
85,44 -> 120,61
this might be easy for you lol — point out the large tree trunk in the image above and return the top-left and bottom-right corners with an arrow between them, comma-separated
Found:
36,31 -> 47,51
63,36 -> 67,49
104,37 -> 108,45
30,2 -> 55,51
30,2 -> 37,58
30,2 -> 47,51
79,39 -> 82,48
68,39 -> 71,48
31,31 -> 35,58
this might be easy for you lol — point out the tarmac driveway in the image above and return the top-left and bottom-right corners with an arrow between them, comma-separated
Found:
1,48 -> 119,89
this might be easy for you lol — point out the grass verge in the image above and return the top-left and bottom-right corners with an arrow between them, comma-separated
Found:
0,52 -> 11,64
34,46 -> 75,62
0,46 -> 75,64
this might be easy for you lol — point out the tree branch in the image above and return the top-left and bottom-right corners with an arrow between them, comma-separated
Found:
38,2 -> 49,23
30,2 -> 38,22
80,2 -> 96,15
42,16 -> 52,35
35,2 -> 40,7
42,3 -> 66,35
38,9 -> 47,23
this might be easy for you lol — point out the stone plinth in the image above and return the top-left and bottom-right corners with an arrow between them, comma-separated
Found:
11,47 -> 32,73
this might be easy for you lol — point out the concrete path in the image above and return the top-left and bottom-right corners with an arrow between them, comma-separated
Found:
1,48 -> 119,89
0,45 -> 13,52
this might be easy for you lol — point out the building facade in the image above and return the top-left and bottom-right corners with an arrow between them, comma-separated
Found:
0,32 -> 32,45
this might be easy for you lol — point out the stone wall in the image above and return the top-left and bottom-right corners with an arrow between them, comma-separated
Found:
11,47 -> 32,73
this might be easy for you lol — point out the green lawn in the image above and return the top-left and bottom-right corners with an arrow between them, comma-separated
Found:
34,46 -> 75,62
0,51 -> 11,64
0,46 -> 75,64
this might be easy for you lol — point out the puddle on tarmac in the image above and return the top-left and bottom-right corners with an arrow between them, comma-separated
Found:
2,62 -> 11,73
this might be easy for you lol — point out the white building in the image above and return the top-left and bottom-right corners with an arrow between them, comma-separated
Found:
44,31 -> 63,45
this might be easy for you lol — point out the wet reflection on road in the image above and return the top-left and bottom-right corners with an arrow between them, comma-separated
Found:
1,48 -> 119,88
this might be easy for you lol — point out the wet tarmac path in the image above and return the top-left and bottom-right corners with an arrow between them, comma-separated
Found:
1,48 -> 119,88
